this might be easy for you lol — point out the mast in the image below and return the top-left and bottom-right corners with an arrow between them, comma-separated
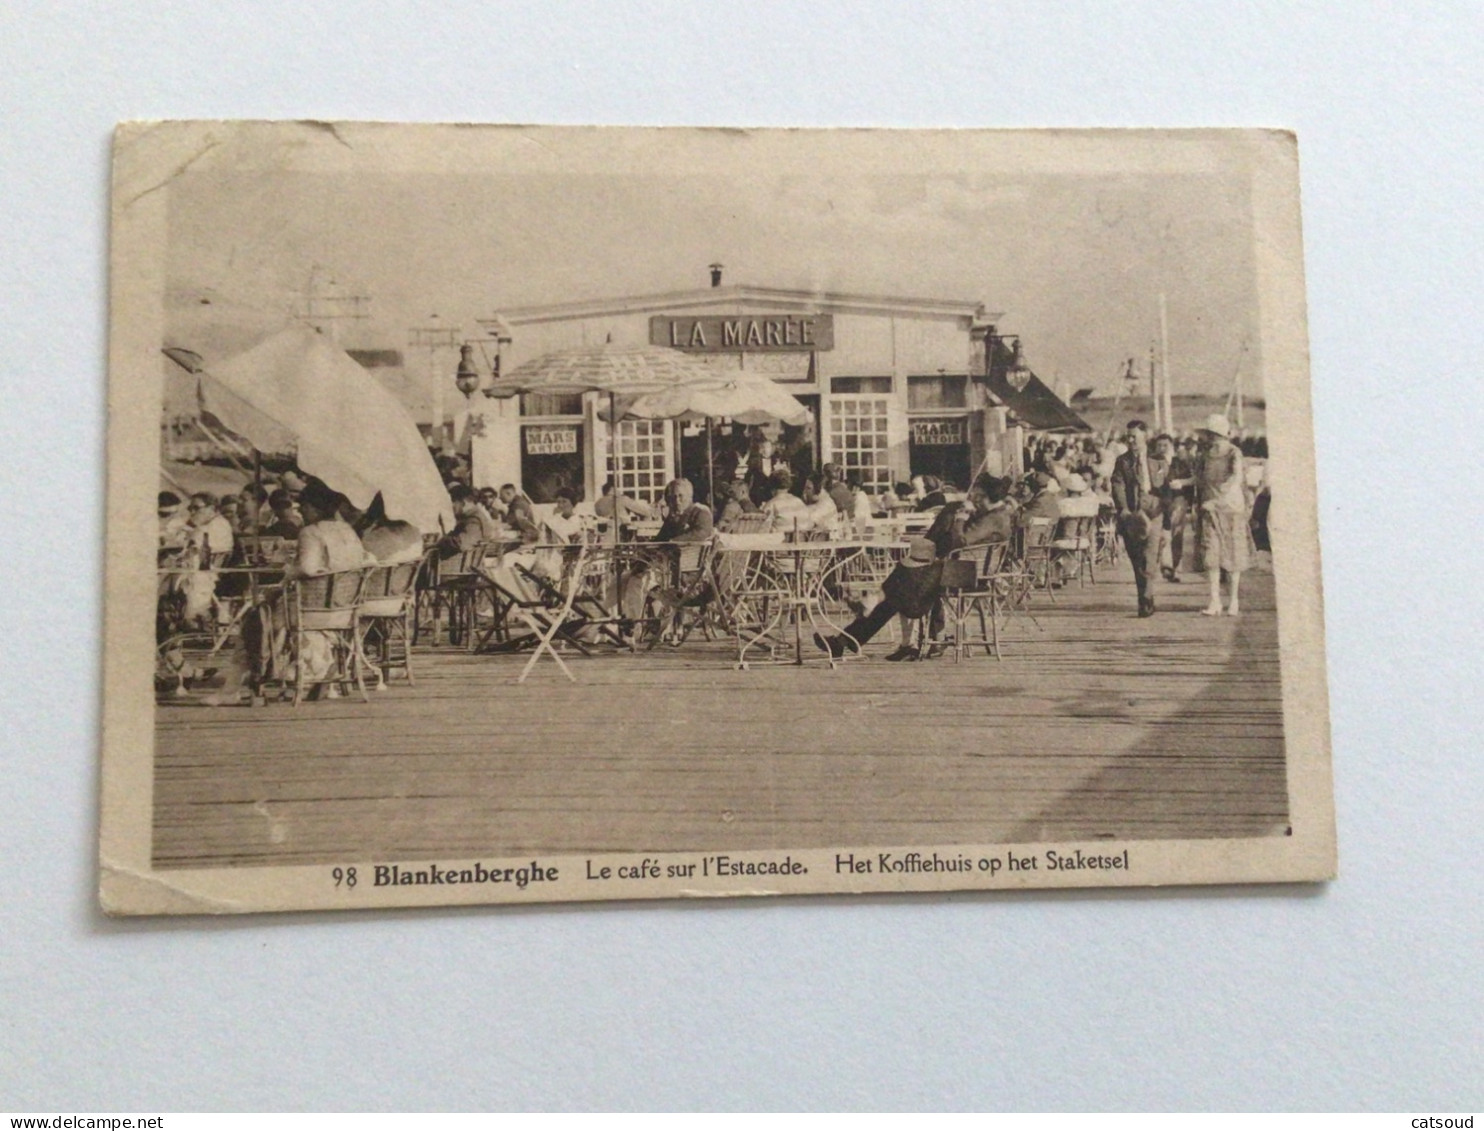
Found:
1148,343 -> 1160,432
1159,293 -> 1174,434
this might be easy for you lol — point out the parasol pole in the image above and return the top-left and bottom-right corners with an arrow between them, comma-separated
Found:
706,416 -> 715,512
609,390 -> 620,546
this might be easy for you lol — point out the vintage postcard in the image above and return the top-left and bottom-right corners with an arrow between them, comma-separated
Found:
101,123 -> 1334,914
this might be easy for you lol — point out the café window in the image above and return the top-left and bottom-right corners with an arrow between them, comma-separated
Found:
830,376 -> 892,396
520,392 -> 585,417
827,395 -> 893,494
908,374 -> 968,411
614,418 -> 671,505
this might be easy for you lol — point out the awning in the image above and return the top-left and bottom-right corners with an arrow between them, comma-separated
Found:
981,370 -> 1092,433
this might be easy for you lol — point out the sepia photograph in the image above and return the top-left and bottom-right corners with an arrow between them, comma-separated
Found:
101,123 -> 1334,914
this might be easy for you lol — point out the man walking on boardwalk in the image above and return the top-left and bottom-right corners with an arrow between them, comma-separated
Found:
1110,419 -> 1169,617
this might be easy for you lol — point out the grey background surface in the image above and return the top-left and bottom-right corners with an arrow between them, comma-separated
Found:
3,1 -> 1481,1111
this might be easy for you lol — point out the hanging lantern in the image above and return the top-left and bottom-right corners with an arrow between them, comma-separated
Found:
1003,339 -> 1031,393
454,343 -> 481,397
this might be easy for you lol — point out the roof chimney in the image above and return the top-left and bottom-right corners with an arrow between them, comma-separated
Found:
708,262 -> 723,288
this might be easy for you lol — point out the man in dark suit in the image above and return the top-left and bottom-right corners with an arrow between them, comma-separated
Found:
816,538 -> 944,661
1109,419 -> 1170,617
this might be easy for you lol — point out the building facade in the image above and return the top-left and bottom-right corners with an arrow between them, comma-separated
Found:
464,283 -> 1016,505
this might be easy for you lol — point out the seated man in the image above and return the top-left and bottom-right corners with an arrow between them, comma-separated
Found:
437,484 -> 501,560
1021,471 -> 1062,523
497,483 -> 540,545
759,472 -> 807,533
185,492 -> 235,562
261,488 -> 303,540
715,477 -> 760,532
655,478 -> 714,543
959,473 -> 1017,547
610,478 -> 713,631
799,473 -> 842,537
594,478 -> 657,539
816,538 -> 944,661
914,475 -> 949,512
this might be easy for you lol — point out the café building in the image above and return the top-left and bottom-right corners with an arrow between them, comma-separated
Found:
467,279 -> 1033,507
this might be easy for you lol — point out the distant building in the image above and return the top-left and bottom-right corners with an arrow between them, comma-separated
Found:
467,282 -> 1039,503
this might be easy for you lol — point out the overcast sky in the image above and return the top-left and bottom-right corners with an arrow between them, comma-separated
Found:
164,139 -> 1264,399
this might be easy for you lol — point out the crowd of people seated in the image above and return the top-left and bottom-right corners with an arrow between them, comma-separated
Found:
157,415 -> 1273,694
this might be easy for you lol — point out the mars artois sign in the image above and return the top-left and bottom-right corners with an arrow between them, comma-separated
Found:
650,314 -> 834,352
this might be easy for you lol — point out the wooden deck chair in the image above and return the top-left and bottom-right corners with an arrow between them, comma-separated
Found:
516,542 -> 589,683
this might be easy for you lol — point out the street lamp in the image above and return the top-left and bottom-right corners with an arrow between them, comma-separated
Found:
987,332 -> 1034,393
454,343 -> 482,398
1006,339 -> 1033,393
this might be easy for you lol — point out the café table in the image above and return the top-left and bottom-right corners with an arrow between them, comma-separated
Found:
712,535 -> 910,668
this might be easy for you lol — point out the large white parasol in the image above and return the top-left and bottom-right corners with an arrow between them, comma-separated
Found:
168,323 -> 454,534
600,373 -> 813,510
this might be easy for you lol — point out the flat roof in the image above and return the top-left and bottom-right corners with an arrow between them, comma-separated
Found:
497,284 -> 999,326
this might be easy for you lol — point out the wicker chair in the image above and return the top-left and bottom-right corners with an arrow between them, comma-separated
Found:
357,561 -> 420,686
285,567 -> 372,705
944,541 -> 1011,660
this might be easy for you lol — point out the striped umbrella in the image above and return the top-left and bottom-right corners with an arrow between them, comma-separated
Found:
485,345 -> 729,525
487,344 -> 728,399
604,374 -> 812,428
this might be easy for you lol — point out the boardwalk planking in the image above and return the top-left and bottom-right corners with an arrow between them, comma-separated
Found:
153,563 -> 1290,868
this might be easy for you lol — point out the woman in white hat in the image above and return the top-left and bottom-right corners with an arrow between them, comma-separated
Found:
1194,413 -> 1248,616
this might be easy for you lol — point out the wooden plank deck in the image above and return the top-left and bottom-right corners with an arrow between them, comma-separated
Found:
153,562 -> 1290,869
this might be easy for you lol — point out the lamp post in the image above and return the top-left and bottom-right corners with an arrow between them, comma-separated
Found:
452,331 -> 513,482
